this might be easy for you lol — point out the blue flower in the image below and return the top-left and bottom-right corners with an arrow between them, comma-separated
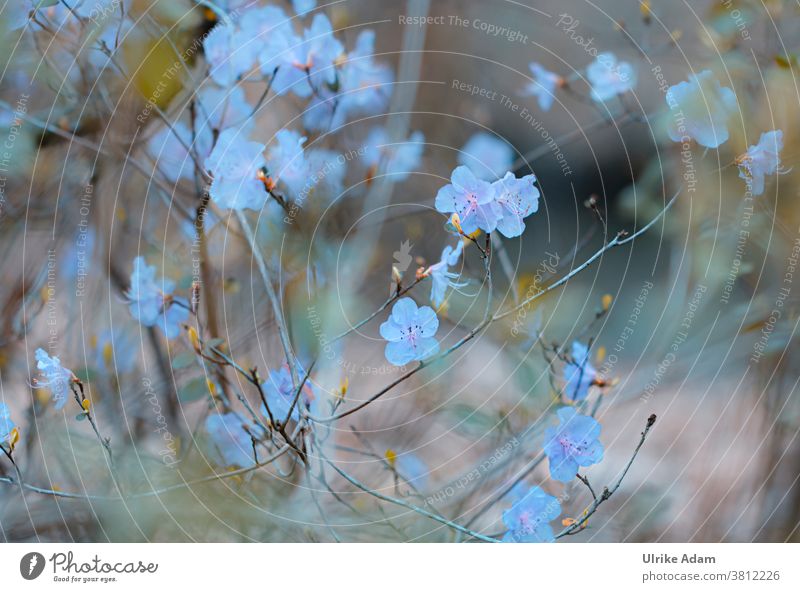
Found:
263,13 -> 343,98
266,129 -> 346,201
435,165 -> 501,235
204,128 -> 268,210
292,0 -> 316,16
737,130 -> 784,196
234,5 -> 293,73
426,240 -> 466,308
205,412 -> 259,468
587,52 -> 636,102
203,23 -> 249,87
544,407 -> 604,483
195,84 -> 253,134
563,341 -> 598,402
491,172 -> 540,238
522,62 -> 561,111
502,486 -> 561,543
363,127 -> 425,182
380,298 -> 440,366
262,365 -> 317,422
34,348 -> 75,411
666,70 -> 737,148
0,403 -> 16,445
127,257 -> 189,339
458,133 -> 513,181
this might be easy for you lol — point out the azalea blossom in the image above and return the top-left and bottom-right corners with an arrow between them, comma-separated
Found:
34,348 -> 75,411
380,298 -> 440,366
435,165 -> 501,235
587,52 -> 636,102
458,133 -> 514,181
737,130 -> 784,196
262,365 -> 317,423
563,341 -> 598,402
262,13 -> 343,98
666,70 -> 737,148
543,406 -> 604,483
304,29 -> 394,131
292,0 -> 317,15
204,128 -> 268,210
127,257 -> 189,339
203,23 -> 248,87
491,172 -> 540,238
234,5 -> 293,73
502,486 -> 561,543
195,84 -> 253,134
426,240 -> 466,308
363,127 -> 425,182
0,402 -> 16,445
206,412 -> 259,468
266,129 -> 346,202
522,62 -> 561,111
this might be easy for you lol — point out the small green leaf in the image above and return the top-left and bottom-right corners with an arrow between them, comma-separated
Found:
178,377 -> 210,403
171,351 -> 196,370
75,413 -> 88,422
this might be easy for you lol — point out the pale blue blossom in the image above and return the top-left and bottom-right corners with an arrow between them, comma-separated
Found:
34,348 -> 74,411
426,240 -> 465,308
737,130 -> 784,196
195,84 -> 253,133
380,298 -> 440,366
563,341 -> 597,402
234,5 -> 293,73
502,486 -> 561,543
587,52 -> 636,102
262,364 -> 317,422
491,172 -> 540,238
522,62 -> 561,111
292,0 -> 316,16
544,407 -> 604,483
148,121 -> 213,184
666,70 -> 737,148
204,23 -> 248,87
435,165 -> 501,234
92,329 -> 137,374
458,133 -> 514,181
127,257 -> 189,339
204,128 -> 268,210
0,403 -> 16,445
263,13 -> 343,98
363,127 -> 425,181
205,412 -> 258,468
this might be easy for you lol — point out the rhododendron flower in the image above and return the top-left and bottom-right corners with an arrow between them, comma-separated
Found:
491,172 -> 540,238
262,14 -> 343,98
292,0 -> 316,15
34,348 -> 75,410
380,298 -> 440,366
587,52 -> 636,102
203,23 -> 249,87
266,129 -> 346,201
502,486 -> 561,543
563,341 -> 598,402
737,130 -> 784,196
363,127 -> 425,181
544,407 -> 604,482
666,70 -> 737,148
426,240 -> 466,308
195,84 -> 253,133
126,257 -> 189,339
0,402 -> 16,444
303,30 -> 394,131
262,365 -> 317,422
522,62 -> 561,111
458,133 -> 514,181
206,412 -> 259,468
204,128 -> 268,210
234,5 -> 293,72
435,166 -> 500,235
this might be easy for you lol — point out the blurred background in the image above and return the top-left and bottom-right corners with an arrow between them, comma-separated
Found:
1,0 -> 799,542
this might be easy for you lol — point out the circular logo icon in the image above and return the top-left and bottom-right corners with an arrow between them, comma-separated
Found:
20,552 -> 46,580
